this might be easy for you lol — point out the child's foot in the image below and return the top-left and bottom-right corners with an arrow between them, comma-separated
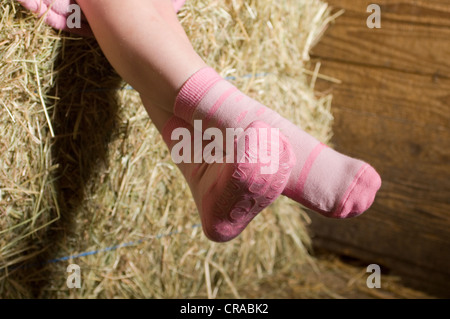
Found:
162,116 -> 295,242
173,67 -> 382,218
17,0 -> 91,35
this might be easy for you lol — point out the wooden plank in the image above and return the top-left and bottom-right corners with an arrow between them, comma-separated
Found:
310,60 -> 450,128
308,214 -> 450,296
306,0 -> 450,296
323,0 -> 450,27
311,0 -> 450,75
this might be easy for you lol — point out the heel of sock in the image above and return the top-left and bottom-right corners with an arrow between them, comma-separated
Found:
201,120 -> 295,242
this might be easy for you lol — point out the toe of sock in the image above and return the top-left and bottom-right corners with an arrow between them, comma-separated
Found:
203,220 -> 247,243
334,164 -> 382,218
172,0 -> 187,12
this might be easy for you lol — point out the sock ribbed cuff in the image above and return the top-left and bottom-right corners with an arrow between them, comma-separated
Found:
174,67 -> 223,122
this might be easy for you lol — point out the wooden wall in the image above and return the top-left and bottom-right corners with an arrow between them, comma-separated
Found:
308,0 -> 450,297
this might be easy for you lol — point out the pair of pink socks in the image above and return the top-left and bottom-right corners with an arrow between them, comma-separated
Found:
163,67 -> 381,241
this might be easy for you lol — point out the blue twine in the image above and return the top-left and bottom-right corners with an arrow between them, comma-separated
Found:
225,72 -> 270,81
4,224 -> 201,271
81,72 -> 270,92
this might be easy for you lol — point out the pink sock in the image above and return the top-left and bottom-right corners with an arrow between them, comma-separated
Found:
161,116 -> 295,242
173,67 -> 382,218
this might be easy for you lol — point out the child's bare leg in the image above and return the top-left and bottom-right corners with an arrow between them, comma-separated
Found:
76,0 -> 207,112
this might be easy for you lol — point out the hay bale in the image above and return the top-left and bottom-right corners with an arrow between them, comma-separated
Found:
0,0 -> 335,298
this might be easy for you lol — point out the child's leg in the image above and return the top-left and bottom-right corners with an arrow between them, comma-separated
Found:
75,0 -> 297,242
76,0 -> 206,112
77,0 -> 381,218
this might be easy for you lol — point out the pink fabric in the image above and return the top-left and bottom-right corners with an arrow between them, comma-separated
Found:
205,87 -> 238,123
235,110 -> 248,124
16,0 -> 187,36
294,142 -> 327,197
172,0 -> 186,13
174,67 -> 382,218
334,164 -> 382,218
162,116 -> 295,242
175,67 -> 223,122
301,147 -> 364,217
17,0 -> 91,35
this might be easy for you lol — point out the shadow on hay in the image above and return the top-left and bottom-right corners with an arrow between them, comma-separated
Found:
11,37 -> 123,297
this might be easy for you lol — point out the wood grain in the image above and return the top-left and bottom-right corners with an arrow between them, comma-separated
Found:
312,2 -> 450,75
307,0 -> 450,296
